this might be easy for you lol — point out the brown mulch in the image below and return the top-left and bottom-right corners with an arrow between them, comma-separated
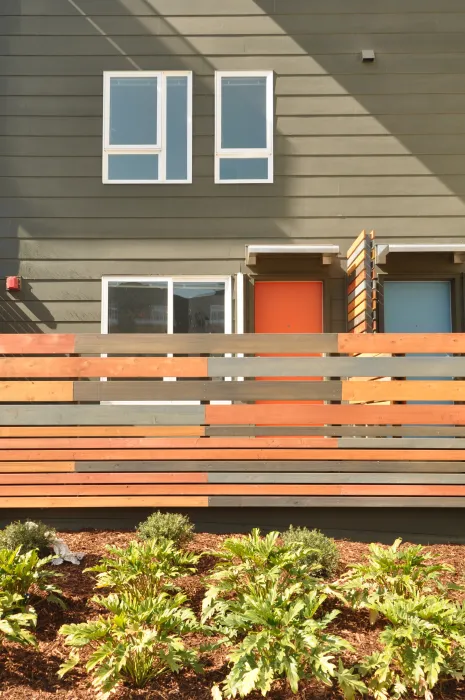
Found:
1,531 -> 465,699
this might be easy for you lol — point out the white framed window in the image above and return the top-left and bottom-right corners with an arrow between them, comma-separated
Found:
215,71 -> 273,184
102,71 -> 192,184
101,276 -> 234,405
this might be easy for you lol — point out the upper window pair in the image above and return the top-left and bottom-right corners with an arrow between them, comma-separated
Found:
102,70 -> 273,184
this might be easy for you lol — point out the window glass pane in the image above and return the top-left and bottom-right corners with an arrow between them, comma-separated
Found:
109,76 -> 157,146
166,76 -> 188,181
108,154 -> 159,181
108,281 -> 168,334
173,282 -> 225,333
221,76 -> 267,149
219,157 -> 268,181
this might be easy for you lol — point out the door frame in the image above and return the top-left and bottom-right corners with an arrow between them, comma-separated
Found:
378,273 -> 462,333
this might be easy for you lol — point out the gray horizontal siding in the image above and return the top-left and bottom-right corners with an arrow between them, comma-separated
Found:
2,2 -> 465,333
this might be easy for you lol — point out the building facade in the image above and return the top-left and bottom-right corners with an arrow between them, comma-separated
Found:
2,0 -> 465,538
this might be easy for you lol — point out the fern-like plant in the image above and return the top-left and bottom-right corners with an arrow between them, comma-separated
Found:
59,591 -> 201,699
0,546 -> 63,607
358,594 -> 465,699
0,591 -> 37,647
85,539 -> 199,599
338,539 -> 454,620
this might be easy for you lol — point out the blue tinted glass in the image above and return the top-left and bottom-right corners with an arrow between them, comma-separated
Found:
221,76 -> 267,149
219,158 -> 268,181
109,77 -> 157,145
108,154 -> 159,181
166,76 -> 188,181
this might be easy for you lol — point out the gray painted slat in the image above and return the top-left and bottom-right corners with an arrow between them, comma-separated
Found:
74,380 -> 341,402
75,333 -> 338,354
208,357 -> 465,377
208,473 -> 465,484
338,438 -> 465,449
206,426 -> 465,437
208,496 -> 465,508
0,405 -> 204,426
75,461 -> 465,473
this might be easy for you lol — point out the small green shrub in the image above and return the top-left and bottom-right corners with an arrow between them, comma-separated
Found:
281,526 -> 340,578
85,539 -> 199,599
0,520 -> 56,554
137,511 -> 194,546
59,591 -> 201,699
0,546 -> 63,608
358,594 -> 465,699
0,591 -> 37,647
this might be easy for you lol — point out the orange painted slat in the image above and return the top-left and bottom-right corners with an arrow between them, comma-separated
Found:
0,382 -> 73,402
0,437 -> 338,449
0,462 -> 74,473
347,270 -> 367,295
0,473 -> 208,485
205,403 -> 465,426
338,333 -> 465,354
0,334 -> 75,354
0,426 -> 205,438
2,484 -> 465,497
0,357 -> 207,378
0,496 -> 208,508
0,448 -> 463,461
346,230 -> 366,258
343,380 -> 465,402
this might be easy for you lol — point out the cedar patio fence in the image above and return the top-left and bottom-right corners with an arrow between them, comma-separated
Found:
1,333 -> 465,509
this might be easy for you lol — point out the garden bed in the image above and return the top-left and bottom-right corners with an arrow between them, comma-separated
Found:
1,530 -> 465,700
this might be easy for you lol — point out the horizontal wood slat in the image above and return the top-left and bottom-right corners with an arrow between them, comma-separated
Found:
73,380 -> 342,402
0,357 -> 207,378
2,333 -> 465,355
205,404 -> 465,425
0,496 -> 209,508
207,497 -> 465,508
0,426 -> 205,437
2,484 -> 465,497
0,437 -> 337,449
1,448 -> 463,461
342,380 -> 465,402
75,461 -> 465,473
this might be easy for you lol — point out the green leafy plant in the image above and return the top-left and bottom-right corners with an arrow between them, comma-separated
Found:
137,511 -> 194,546
203,528 -> 324,603
0,546 -> 63,607
358,594 -> 465,699
0,591 -> 37,647
59,591 -> 201,699
85,539 -> 199,598
0,519 -> 56,555
281,526 -> 340,578
203,529 -> 363,698
339,539 -> 454,620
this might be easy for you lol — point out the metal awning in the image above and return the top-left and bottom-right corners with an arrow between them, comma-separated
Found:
245,244 -> 340,266
376,243 -> 465,265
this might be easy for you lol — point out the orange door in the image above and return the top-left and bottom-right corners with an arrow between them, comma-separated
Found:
254,281 -> 323,421
254,281 -> 323,336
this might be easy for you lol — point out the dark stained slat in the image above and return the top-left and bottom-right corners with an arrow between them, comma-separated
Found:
73,380 -> 342,402
208,496 -> 465,508
208,473 -> 465,484
208,356 -> 465,377
75,461 -> 465,473
0,405 -> 205,426
75,333 -> 338,354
